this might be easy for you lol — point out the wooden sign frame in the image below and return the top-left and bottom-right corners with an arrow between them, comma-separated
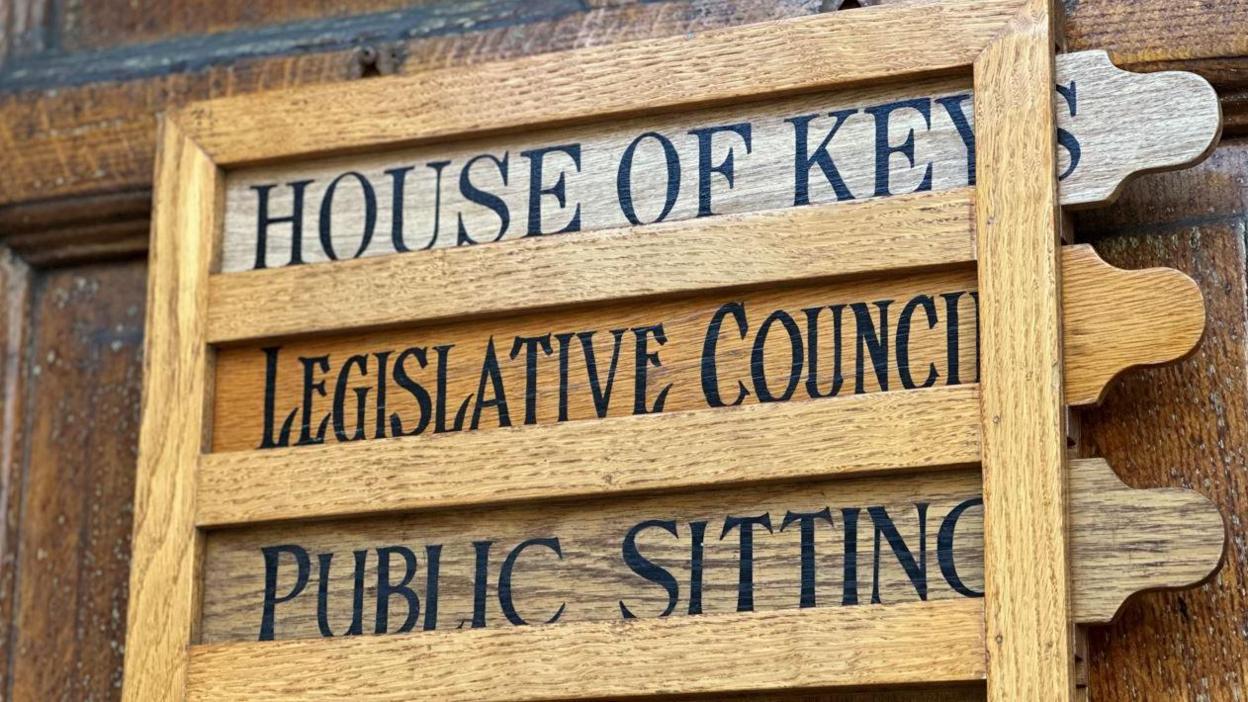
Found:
127,0 -> 1083,698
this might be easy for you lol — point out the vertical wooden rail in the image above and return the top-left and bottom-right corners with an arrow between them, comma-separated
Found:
975,0 -> 1077,699
121,123 -> 218,701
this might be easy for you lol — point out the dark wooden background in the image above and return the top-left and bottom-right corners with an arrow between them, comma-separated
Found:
1,1 -> 1245,699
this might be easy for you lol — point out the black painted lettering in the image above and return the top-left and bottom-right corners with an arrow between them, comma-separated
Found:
456,153 -> 510,245
751,310 -> 803,403
250,179 -> 313,269
315,550 -> 367,637
259,545 -> 310,641
297,355 -> 331,446
786,110 -> 857,204
318,171 -> 377,260
1056,81 -> 1082,180
688,520 -> 707,616
331,354 -> 369,442
897,295 -> 938,390
938,497 -> 984,598
470,337 -> 511,430
702,302 -> 750,408
720,513 -> 774,612
852,301 -> 892,393
780,508 -> 834,608
632,325 -> 672,415
509,334 -> 553,425
803,305 -> 845,399
868,504 -> 929,603
259,346 -> 297,449
688,123 -> 752,217
619,519 -> 680,619
499,538 -> 566,626
617,132 -> 681,225
386,161 -> 450,252
374,546 -> 420,635
936,94 -> 975,185
841,507 -> 861,606
521,144 -> 582,236
865,98 -> 934,197
391,347 -> 432,437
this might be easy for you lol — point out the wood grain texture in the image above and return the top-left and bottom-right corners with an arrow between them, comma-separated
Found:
186,599 -> 989,701
199,384 -> 982,526
3,260 -> 147,701
179,0 -> 1022,166
120,123 -> 217,701
6,0 -> 1244,209
202,466 -> 986,642
209,262 -> 982,453
1063,0 -> 1248,69
212,49 -> 1220,273
0,248 -> 29,698
207,189 -> 977,343
195,458 -> 1225,643
1073,145 -> 1248,700
1069,458 -> 1225,624
1061,244 -> 1205,406
204,242 -> 1204,458
972,3 -> 1076,699
0,1 -> 831,206
1054,50 -> 1221,209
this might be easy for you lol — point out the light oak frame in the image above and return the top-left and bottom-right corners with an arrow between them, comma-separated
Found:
125,1 -> 1075,699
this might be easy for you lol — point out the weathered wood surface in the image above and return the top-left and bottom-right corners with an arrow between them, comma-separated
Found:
0,1 -> 840,205
120,125 -> 216,702
214,49 -> 1218,273
179,1 -> 1025,167
4,0 -> 1245,210
0,256 -> 146,700
198,458 -> 1223,643
1074,144 -> 1248,701
207,245 -> 1204,454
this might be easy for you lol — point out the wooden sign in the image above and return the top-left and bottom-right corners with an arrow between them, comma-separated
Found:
217,50 -> 1218,273
124,3 -> 1227,702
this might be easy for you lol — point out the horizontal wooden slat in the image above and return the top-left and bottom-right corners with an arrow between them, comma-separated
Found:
206,188 -> 975,344
180,0 -> 1021,166
197,384 -> 980,527
186,599 -> 987,701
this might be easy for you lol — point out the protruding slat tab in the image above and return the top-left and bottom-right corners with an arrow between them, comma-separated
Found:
1062,244 -> 1206,406
1058,50 -> 1222,208
1070,457 -> 1226,624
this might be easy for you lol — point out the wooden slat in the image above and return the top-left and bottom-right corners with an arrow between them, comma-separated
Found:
120,124 -> 218,700
206,188 -> 976,344
197,384 -> 980,527
972,2 -> 1077,700
186,599 -> 988,701
194,457 -> 1227,642
179,0 -> 1023,167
